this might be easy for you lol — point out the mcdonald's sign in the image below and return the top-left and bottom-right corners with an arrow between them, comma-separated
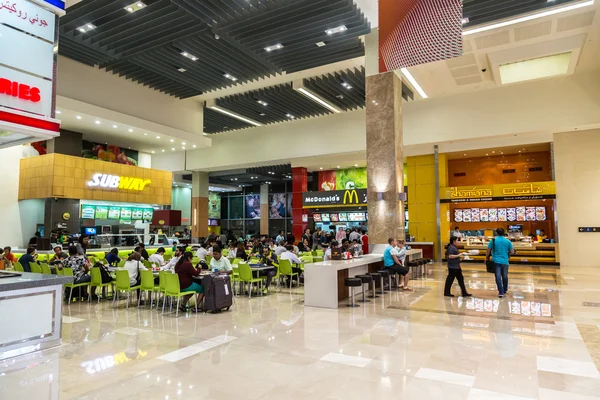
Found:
302,188 -> 367,208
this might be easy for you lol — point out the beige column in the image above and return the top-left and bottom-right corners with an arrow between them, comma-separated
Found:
260,184 -> 269,235
366,71 -> 405,248
191,171 -> 209,239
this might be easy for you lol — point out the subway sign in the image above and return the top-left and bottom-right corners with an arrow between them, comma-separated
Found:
302,189 -> 367,208
87,173 -> 151,191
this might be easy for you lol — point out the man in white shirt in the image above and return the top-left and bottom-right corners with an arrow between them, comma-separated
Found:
453,227 -> 463,241
349,228 -> 361,242
196,243 -> 208,261
161,247 -> 183,272
209,248 -> 232,274
280,245 -> 303,284
148,247 -> 166,266
323,241 -> 338,261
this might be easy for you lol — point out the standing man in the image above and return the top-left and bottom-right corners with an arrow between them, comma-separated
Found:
383,238 -> 411,291
312,228 -> 321,250
302,228 -> 312,249
360,230 -> 369,255
349,227 -> 361,242
485,228 -> 515,298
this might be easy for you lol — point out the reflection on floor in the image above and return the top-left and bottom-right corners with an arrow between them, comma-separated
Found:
2,263 -> 600,399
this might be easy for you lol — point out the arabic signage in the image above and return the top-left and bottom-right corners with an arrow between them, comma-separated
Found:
441,182 -> 556,203
302,189 -> 367,208
0,0 -> 55,41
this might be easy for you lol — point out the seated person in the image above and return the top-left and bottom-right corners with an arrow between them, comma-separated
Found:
324,241 -> 338,261
279,245 -> 303,282
162,246 -> 184,272
351,239 -> 363,256
297,238 -> 310,253
209,247 -> 232,274
196,242 -> 209,268
65,246 -> 91,298
384,238 -> 411,291
138,243 -> 150,261
339,239 -> 351,254
227,242 -> 237,259
171,241 -> 178,252
235,243 -> 248,261
274,241 -> 287,256
133,246 -> 146,261
258,247 -> 278,294
50,246 -> 68,265
19,247 -> 37,272
3,246 -> 16,265
148,247 -> 166,266
105,247 -> 121,266
174,251 -> 204,312
123,252 -> 144,287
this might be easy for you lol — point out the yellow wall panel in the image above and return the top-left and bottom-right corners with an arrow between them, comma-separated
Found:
415,164 -> 436,185
415,183 -> 436,200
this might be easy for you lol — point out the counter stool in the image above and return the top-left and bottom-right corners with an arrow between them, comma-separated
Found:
344,277 -> 362,308
367,272 -> 384,295
355,275 -> 373,303
407,260 -> 420,280
377,270 -> 390,293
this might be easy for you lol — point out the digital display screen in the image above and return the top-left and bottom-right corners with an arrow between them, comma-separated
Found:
108,206 -> 121,219
321,213 -> 331,222
330,213 -> 339,222
348,212 -> 366,222
81,205 -> 95,219
84,227 -> 97,235
338,213 -> 348,222
95,206 -> 108,219
313,214 -> 322,222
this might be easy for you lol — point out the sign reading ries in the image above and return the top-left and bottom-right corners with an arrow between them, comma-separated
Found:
302,189 -> 367,208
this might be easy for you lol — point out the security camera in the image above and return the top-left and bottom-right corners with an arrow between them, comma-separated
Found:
481,68 -> 487,73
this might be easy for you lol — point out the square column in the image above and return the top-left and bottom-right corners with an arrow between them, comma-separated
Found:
191,171 -> 209,239
366,71 -> 405,248
291,167 -> 308,243
260,184 -> 269,235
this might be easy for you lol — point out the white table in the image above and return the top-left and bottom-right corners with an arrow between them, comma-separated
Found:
304,249 -> 423,309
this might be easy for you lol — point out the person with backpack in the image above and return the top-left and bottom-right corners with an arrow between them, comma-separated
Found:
486,228 -> 515,298
444,237 -> 472,298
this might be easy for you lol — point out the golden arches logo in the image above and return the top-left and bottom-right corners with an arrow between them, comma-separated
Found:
343,190 -> 359,204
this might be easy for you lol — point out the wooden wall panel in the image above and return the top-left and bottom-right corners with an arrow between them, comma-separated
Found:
448,152 -> 552,187
191,197 -> 208,239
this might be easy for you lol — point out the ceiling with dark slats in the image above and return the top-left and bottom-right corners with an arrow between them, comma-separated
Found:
58,0 -> 369,98
463,0 -> 581,27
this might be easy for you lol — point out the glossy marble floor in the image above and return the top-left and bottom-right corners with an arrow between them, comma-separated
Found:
2,263 -> 600,400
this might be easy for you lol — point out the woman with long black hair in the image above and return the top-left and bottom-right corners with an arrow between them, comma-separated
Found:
174,251 -> 204,312
444,236 -> 472,298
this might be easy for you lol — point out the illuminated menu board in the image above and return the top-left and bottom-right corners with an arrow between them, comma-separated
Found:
81,204 -> 154,222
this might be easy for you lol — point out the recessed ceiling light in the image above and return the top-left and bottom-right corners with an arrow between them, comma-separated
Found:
316,41 -> 326,47
128,128 -> 133,132
224,73 -> 238,82
182,142 -> 186,145
144,133 -> 147,136
319,167 -> 323,170
151,151 -> 155,154
124,1 -> 145,12
112,124 -> 117,128
209,106 -> 262,127
180,51 -> 198,61
286,114 -> 295,119
264,43 -> 284,52
337,166 -> 340,168
192,145 -> 196,148
296,87 -> 341,113
257,100 -> 268,106
354,164 -> 358,167
171,148 -> 175,151
77,24 -> 96,33
325,25 -> 347,35
177,68 -> 187,73
341,82 -> 352,89
156,136 -> 160,139
76,115 -> 82,120
182,147 -> 186,149
259,113 -> 266,116
461,17 -> 469,24
95,120 -> 101,124
162,149 -> 165,152
170,139 -> 174,142
55,110 -> 61,114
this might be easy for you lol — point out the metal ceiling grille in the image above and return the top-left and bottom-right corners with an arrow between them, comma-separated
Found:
203,107 -> 252,134
58,0 -> 370,98
304,67 -> 366,112
463,0 -> 582,27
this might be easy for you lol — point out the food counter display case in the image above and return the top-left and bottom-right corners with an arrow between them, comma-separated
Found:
455,236 -> 559,265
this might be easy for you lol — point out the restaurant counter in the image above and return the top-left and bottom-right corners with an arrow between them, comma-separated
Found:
304,249 -> 423,309
454,242 -> 559,264
0,272 -> 73,360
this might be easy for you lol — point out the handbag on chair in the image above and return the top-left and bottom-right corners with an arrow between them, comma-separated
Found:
485,238 -> 496,273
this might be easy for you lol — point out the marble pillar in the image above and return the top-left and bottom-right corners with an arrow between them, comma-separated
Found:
191,171 -> 209,239
260,184 -> 269,235
366,71 -> 405,248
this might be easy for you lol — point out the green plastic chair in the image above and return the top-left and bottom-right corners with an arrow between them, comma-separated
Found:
238,262 -> 263,298
113,270 -> 141,309
117,260 -> 126,268
205,255 -> 213,265
231,265 -> 241,295
62,267 -> 91,303
139,270 -> 159,309
142,260 -> 152,269
278,259 -> 299,289
13,261 -> 24,272
301,255 -> 314,264
30,263 -> 42,274
232,258 -> 241,265
89,267 -> 113,303
41,263 -> 52,274
163,272 -> 197,317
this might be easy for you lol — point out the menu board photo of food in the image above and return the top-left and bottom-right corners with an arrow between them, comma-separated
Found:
338,213 -> 348,222
471,208 -> 480,222
132,208 -> 144,220
95,206 -> 108,219
322,213 -> 331,222
526,207 -> 536,221
507,208 -> 517,222
463,209 -> 472,222
479,209 -> 489,222
142,208 -> 154,222
536,207 -> 547,221
313,214 -> 322,222
330,213 -> 339,222
81,205 -> 96,219
454,209 -> 463,222
488,208 -> 498,222
498,208 -> 507,222
516,206 -> 526,221
108,206 -> 121,220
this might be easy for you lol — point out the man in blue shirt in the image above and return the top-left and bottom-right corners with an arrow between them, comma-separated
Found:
485,228 -> 515,298
383,237 -> 411,291
19,247 -> 37,272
